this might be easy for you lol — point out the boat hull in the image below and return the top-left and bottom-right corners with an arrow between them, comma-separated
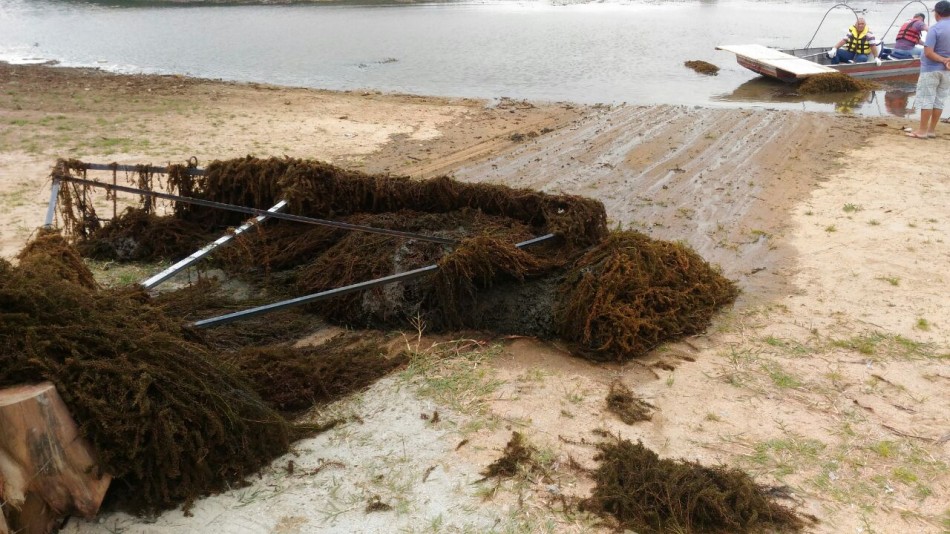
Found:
725,45 -> 920,83
782,46 -> 920,80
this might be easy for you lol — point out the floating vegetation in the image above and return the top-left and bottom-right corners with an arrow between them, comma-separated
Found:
798,72 -> 878,94
555,231 -> 739,362
605,381 -> 654,424
684,60 -> 720,75
584,437 -> 805,533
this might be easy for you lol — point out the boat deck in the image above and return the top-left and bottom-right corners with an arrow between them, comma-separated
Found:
716,44 -> 836,78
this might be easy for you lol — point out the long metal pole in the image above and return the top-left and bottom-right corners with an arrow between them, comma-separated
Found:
80,163 -> 205,175
140,200 -> 288,290
44,178 -> 61,228
191,233 -> 557,329
54,174 -> 459,246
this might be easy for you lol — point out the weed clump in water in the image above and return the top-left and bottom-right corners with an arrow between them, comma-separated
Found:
684,60 -> 720,75
555,231 -> 738,362
798,72 -> 878,94
584,437 -> 805,533
605,381 -> 654,424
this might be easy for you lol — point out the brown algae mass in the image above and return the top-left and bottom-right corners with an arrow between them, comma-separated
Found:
605,381 -> 654,423
584,437 -> 805,533
684,60 -> 720,75
555,231 -> 739,362
0,233 -> 298,514
798,72 -> 878,94
53,157 -> 737,363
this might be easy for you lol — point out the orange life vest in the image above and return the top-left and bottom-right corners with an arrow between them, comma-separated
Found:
896,20 -> 922,44
844,25 -> 872,54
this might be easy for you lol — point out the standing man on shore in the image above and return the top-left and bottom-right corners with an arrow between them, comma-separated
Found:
907,1 -> 950,139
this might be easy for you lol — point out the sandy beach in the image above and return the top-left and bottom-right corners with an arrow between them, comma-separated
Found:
1,62 -> 947,533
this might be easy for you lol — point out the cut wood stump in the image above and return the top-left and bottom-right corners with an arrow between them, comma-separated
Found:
0,382 -> 111,534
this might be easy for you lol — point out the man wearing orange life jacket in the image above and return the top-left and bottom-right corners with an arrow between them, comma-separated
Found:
891,13 -> 929,59
827,17 -> 882,65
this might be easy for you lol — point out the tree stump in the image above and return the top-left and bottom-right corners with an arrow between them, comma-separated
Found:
0,382 -> 111,534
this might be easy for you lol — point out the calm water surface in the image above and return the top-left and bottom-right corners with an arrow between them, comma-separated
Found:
0,0 -> 926,115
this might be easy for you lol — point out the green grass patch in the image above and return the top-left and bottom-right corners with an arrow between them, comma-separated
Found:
870,440 -> 897,458
89,136 -> 150,154
891,466 -> 917,484
749,436 -> 825,478
763,336 -> 813,357
829,332 -> 945,360
763,362 -> 802,389
400,340 -> 504,416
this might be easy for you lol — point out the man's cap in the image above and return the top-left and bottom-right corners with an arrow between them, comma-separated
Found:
936,1 -> 950,16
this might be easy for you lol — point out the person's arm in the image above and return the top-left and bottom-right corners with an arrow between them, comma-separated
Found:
924,46 -> 948,63
828,37 -> 846,58
868,33 -> 881,63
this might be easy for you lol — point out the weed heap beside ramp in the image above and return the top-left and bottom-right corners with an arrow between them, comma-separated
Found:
56,156 -> 738,363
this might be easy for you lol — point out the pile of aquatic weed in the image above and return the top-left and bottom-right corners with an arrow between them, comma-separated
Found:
798,72 -> 878,94
287,211 -> 544,328
158,156 -> 609,249
17,228 -> 98,289
77,207 -> 209,262
0,233 -> 300,514
555,231 -> 738,362
584,437 -> 805,534
480,432 -> 543,479
150,278 -> 324,350
53,157 -> 738,362
605,381 -> 654,424
684,60 -> 720,75
225,332 -> 407,413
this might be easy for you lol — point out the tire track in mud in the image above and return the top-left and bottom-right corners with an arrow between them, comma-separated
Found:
449,104 -> 866,301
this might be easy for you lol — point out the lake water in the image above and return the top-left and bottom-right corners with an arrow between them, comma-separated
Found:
0,0 -> 927,116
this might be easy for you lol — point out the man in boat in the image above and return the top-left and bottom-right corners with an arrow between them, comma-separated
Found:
827,17 -> 882,65
906,0 -> 950,139
890,13 -> 929,59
